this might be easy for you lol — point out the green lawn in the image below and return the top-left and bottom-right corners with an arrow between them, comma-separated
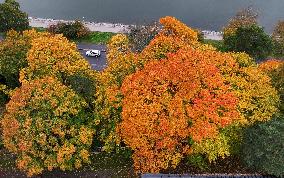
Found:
74,31 -> 116,44
31,27 -> 47,32
29,27 -> 116,44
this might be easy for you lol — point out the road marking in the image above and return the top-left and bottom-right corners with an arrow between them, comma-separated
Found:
78,48 -> 106,52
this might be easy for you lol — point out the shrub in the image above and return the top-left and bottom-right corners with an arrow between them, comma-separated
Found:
241,115 -> 284,177
1,77 -> 94,177
224,25 -> 273,61
47,21 -> 90,40
0,0 -> 29,32
118,47 -> 240,173
85,31 -> 115,44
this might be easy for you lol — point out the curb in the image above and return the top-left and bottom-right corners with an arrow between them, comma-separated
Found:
141,174 -> 277,178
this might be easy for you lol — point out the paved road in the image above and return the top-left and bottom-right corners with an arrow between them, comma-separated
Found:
77,43 -> 107,71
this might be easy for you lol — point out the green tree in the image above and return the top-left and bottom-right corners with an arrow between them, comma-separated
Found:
0,30 -> 30,89
0,0 -> 29,32
0,30 -> 32,106
224,25 -> 273,61
47,21 -> 90,40
241,115 -> 284,177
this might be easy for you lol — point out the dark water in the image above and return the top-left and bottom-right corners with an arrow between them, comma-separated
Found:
3,0 -> 284,32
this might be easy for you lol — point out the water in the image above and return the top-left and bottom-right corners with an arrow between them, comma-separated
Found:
2,0 -> 284,32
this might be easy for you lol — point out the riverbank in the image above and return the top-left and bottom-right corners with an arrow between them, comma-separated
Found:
28,17 -> 223,40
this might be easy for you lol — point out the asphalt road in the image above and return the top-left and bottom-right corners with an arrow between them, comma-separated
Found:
77,43 -> 107,71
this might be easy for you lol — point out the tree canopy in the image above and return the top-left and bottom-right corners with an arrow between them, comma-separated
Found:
0,0 -> 29,32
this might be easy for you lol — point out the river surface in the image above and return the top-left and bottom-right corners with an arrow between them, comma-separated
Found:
2,0 -> 284,32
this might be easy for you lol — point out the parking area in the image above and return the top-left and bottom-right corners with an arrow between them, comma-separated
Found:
77,44 -> 107,71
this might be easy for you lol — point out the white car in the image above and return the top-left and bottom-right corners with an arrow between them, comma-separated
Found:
86,50 -> 101,57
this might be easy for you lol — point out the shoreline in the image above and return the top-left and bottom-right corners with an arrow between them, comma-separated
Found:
28,17 -> 130,33
29,17 -> 223,40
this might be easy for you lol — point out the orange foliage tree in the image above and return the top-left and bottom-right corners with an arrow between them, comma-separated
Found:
95,16 -> 202,152
258,59 -> 284,73
96,16 -> 279,159
118,47 -> 240,173
1,77 -> 94,176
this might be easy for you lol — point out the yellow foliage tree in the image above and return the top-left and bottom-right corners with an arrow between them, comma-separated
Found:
259,59 -> 284,112
106,34 -> 130,65
19,33 -> 91,83
1,77 -> 93,177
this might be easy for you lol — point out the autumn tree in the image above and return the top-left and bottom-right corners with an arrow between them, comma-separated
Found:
223,6 -> 258,36
96,16 -> 279,172
0,0 -> 29,32
118,47 -> 240,173
272,21 -> 284,58
19,31 -> 98,107
95,16 -> 201,153
0,29 -> 100,177
19,32 -> 94,82
226,53 -> 279,125
1,77 -> 94,177
259,59 -> 284,112
106,34 -> 130,65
